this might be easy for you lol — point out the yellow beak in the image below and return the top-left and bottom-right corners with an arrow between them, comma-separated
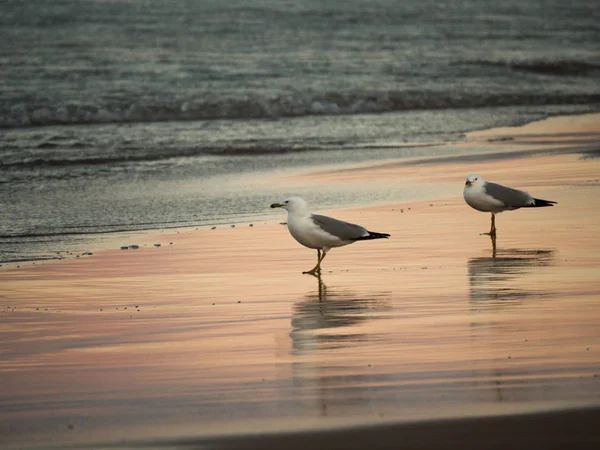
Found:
465,180 -> 472,186
270,202 -> 283,208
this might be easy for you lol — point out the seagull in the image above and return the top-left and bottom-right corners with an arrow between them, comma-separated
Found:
270,196 -> 390,274
463,174 -> 556,238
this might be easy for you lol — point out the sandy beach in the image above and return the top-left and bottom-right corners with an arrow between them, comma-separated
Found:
1,113 -> 600,449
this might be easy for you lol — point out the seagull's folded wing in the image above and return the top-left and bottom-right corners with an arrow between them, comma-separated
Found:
311,214 -> 368,241
484,182 -> 533,208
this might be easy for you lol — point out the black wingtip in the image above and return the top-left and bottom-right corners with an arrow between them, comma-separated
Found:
532,198 -> 557,207
358,231 -> 390,240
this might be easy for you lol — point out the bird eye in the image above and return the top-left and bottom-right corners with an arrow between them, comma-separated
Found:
284,200 -> 289,204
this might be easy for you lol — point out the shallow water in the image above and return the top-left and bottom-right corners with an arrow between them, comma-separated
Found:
1,0 -> 600,262
3,105 -> 596,264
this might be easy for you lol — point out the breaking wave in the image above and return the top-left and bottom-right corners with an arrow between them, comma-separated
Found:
3,89 -> 600,129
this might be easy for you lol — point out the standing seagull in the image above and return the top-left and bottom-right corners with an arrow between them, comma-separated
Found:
463,174 -> 556,238
270,197 -> 390,275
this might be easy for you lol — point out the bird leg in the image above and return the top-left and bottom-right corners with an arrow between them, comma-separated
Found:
303,249 -> 327,275
482,213 -> 497,238
480,213 -> 498,254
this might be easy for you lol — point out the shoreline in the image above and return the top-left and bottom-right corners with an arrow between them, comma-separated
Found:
2,112 -> 599,270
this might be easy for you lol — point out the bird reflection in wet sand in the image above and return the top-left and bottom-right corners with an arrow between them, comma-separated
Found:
291,273 -> 391,354
468,249 -> 555,307
468,249 -> 555,403
289,273 -> 391,417
490,233 -> 497,257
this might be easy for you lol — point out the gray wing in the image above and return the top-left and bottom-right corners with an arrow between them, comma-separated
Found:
311,214 -> 368,240
484,182 -> 533,208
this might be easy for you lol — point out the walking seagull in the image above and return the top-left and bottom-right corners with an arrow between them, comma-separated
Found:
270,197 -> 390,275
463,174 -> 556,239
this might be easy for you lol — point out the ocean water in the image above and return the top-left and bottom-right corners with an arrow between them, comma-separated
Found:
1,0 -> 599,263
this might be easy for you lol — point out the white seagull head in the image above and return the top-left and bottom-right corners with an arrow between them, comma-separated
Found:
270,196 -> 310,214
465,173 -> 485,187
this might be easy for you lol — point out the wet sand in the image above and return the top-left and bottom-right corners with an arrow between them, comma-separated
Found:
1,113 -> 600,449
190,407 -> 600,450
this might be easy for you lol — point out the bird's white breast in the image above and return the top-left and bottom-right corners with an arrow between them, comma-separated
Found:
463,184 -> 506,213
287,213 -> 343,250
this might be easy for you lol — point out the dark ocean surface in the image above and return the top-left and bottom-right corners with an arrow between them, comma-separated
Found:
1,0 -> 599,262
